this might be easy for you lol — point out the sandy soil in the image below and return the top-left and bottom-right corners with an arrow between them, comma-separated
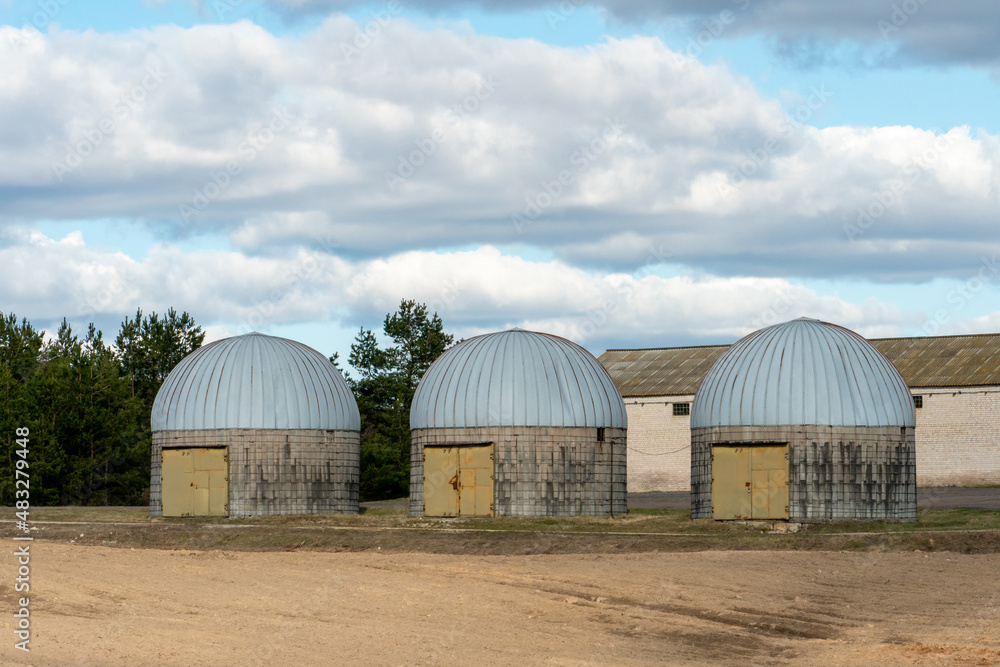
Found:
2,543 -> 999,666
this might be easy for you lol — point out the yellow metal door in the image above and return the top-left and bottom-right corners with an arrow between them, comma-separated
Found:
195,448 -> 229,516
458,446 -> 494,517
162,448 -> 228,517
712,444 -> 789,520
712,446 -> 751,519
162,449 -> 194,517
749,445 -> 789,520
424,447 -> 460,517
424,445 -> 493,517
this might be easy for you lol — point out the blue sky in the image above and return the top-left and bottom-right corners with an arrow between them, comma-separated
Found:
2,0 -> 999,366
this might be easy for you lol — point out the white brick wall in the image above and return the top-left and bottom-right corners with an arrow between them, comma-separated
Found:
913,388 -> 1000,486
624,395 -> 693,492
626,387 -> 1000,491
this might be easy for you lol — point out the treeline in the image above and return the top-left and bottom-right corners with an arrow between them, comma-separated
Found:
0,300 -> 451,506
340,300 -> 453,500
0,309 -> 203,506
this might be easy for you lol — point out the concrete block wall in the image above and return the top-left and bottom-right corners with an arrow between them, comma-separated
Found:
623,395 -> 693,492
691,425 -> 917,521
150,428 -> 360,517
410,426 -> 627,517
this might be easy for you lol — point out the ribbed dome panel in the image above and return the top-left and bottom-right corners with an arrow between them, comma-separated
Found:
411,330 -> 627,429
151,333 -> 360,431
691,318 -> 915,428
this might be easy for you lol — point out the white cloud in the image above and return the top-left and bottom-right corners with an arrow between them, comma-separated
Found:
2,17 -> 999,356
2,20 -> 998,282
0,229 -> 934,350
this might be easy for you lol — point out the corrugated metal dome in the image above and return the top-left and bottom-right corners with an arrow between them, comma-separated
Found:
411,329 -> 627,429
152,333 -> 360,431
691,318 -> 916,428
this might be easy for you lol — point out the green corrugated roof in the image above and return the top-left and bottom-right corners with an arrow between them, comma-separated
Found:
598,333 -> 1000,397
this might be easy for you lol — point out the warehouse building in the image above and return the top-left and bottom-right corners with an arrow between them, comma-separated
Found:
600,330 -> 1000,493
150,332 -> 360,518
409,329 -> 627,518
688,318 -> 916,521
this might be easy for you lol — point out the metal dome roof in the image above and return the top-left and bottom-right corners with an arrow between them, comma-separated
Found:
151,332 -> 360,431
410,329 -> 627,429
691,318 -> 916,428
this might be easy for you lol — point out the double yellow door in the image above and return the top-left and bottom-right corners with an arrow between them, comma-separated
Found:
162,448 -> 228,517
712,445 -> 789,520
424,445 -> 494,517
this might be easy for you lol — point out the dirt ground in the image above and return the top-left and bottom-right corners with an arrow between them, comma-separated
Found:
2,543 -> 999,666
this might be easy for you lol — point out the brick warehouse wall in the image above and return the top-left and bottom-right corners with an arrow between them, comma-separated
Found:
690,425 -> 917,522
625,388 -> 1000,491
150,428 -> 360,517
410,426 -> 627,518
913,388 -> 1000,486
623,395 -> 694,492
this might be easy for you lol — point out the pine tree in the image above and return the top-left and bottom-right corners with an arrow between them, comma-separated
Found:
346,300 -> 453,500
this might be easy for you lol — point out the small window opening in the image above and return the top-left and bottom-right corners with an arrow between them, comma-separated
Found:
597,427 -> 605,442
913,395 -> 923,409
672,403 -> 690,416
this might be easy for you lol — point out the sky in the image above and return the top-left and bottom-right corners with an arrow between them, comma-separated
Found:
2,0 -> 1000,367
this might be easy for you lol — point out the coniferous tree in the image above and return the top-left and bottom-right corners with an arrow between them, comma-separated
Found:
0,309 -> 203,506
0,314 -> 44,503
114,308 -> 204,411
346,300 -> 453,500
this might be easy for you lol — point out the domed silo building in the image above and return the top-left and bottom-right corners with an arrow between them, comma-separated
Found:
410,329 -> 627,518
690,318 -> 916,522
149,332 -> 360,518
